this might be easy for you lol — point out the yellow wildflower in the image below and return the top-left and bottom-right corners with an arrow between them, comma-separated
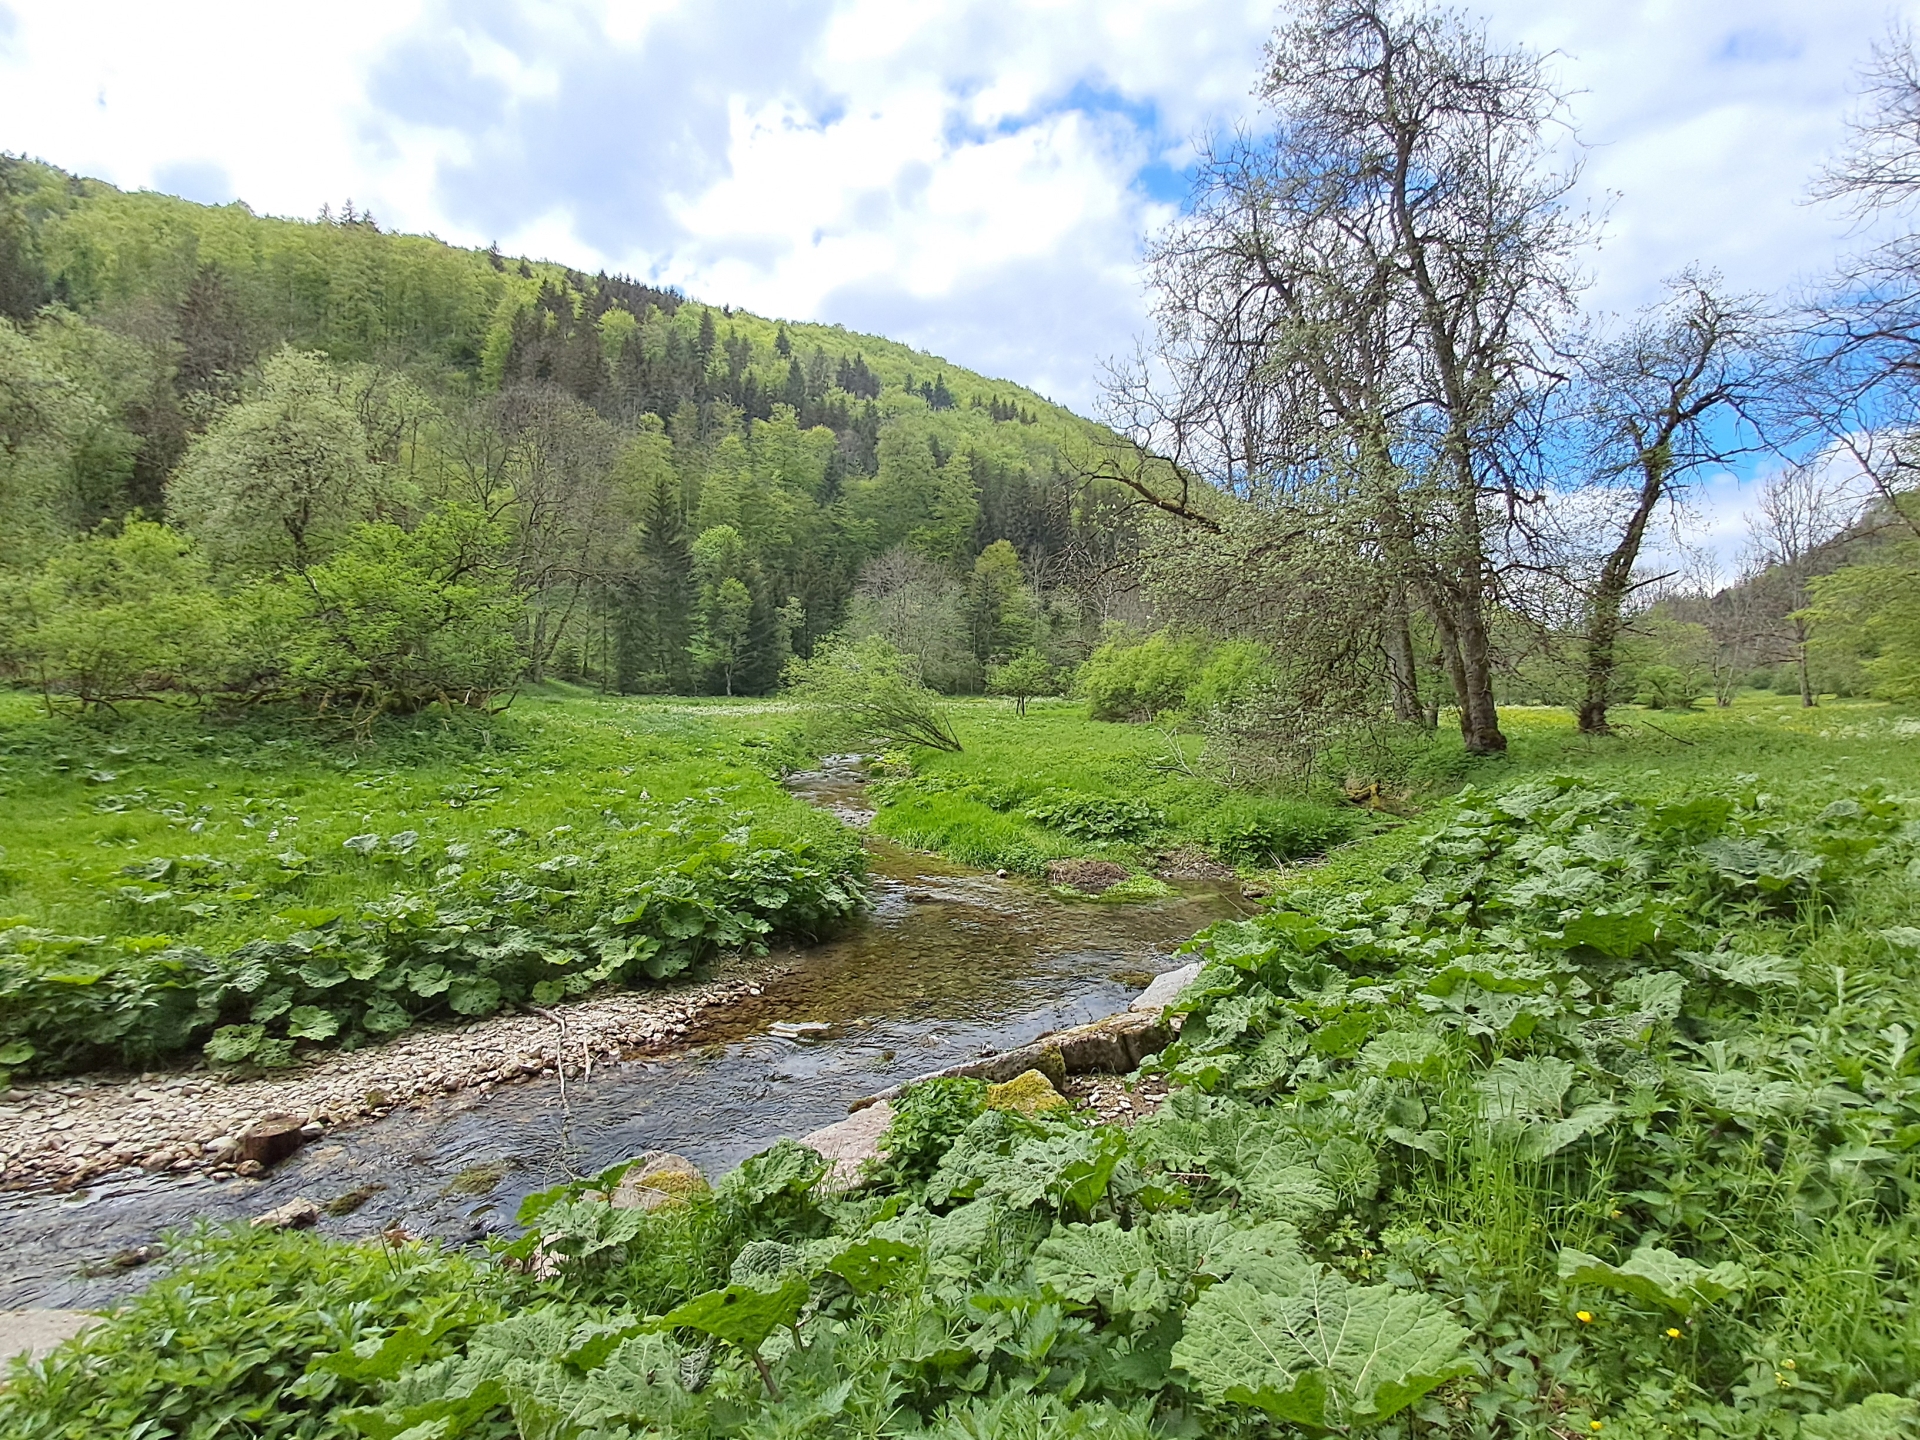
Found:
1666,1328 -> 1681,1339
1576,1310 -> 1594,1323
1591,1423 -> 1604,1432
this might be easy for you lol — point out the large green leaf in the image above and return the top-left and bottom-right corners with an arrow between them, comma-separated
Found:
1556,1245 -> 1746,1314
1034,1221 -> 1166,1318
657,1275 -> 809,1354
1799,1394 -> 1920,1440
1173,1271 -> 1470,1428
819,1236 -> 921,1295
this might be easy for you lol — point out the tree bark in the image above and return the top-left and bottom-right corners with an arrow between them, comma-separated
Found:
1384,580 -> 1423,723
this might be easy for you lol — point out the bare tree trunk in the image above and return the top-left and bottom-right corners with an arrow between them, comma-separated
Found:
1384,581 -> 1423,723
1452,591 -> 1507,754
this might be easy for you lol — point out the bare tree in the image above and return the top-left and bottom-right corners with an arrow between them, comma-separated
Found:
1103,0 -> 1589,755
1564,273 -> 1781,732
1745,462 -> 1856,706
1801,24 -> 1920,538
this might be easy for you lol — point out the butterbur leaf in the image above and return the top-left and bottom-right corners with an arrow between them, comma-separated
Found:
1515,1103 -> 1619,1160
1799,1394 -> 1920,1440
205,1023 -> 265,1062
1685,951 -> 1799,988
658,1275 -> 809,1354
1173,1271 -> 1471,1428
1360,1029 -> 1444,1078
286,1005 -> 342,1041
1557,1245 -> 1747,1314
343,834 -> 381,855
1034,1221 -> 1164,1316
720,1139 -> 828,1209
1477,1057 -> 1573,1121
447,976 -> 502,1015
1560,906 -> 1658,958
0,1041 -> 33,1066
1613,972 -> 1685,1023
821,1236 -> 921,1295
1387,1125 -> 1449,1158
1203,1221 -> 1312,1292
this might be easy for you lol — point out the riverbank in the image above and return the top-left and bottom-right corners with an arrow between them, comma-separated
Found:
0,955 -> 787,1193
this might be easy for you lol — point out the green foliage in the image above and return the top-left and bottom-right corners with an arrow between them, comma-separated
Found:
168,347 -> 395,576
784,634 -> 963,752
252,505 -> 525,720
1,520 -> 232,710
0,696 -> 865,1075
1190,792 -> 1356,865
1173,1270 -> 1471,1427
1633,661 -> 1704,710
878,1078 -> 991,1186
866,699 -> 1360,874
1184,638 -> 1275,714
1808,528 -> 1920,701
1017,790 -> 1164,843
0,1227 -> 501,1439
985,647 -> 1056,715
1077,632 -> 1203,721
9,742 -> 1918,1437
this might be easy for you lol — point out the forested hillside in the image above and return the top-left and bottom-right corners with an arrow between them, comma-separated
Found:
0,157 -> 1146,714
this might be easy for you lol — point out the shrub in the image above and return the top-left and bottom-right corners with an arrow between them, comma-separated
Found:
1634,663 -> 1703,710
1184,638 -> 1275,714
785,635 -> 962,752
1077,633 -> 1202,721
1192,794 -> 1354,866
1,520 -> 232,710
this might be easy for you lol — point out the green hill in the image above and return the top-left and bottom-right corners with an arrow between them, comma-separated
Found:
0,156 -> 1142,702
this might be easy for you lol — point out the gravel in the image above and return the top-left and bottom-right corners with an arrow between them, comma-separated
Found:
0,961 -> 790,1193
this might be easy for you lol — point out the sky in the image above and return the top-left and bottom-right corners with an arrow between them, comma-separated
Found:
1,0 -> 1915,556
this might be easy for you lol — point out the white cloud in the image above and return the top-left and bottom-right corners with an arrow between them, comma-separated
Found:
3,0 -> 1919,544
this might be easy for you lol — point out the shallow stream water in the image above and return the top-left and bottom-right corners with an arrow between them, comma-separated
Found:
0,759 -> 1249,1309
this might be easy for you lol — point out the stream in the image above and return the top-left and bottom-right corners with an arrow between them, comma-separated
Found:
0,759 -> 1250,1310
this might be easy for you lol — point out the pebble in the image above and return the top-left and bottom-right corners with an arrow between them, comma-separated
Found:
0,960 -> 794,1193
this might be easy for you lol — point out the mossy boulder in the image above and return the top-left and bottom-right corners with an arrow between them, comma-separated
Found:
610,1152 -> 710,1211
986,1069 -> 1069,1116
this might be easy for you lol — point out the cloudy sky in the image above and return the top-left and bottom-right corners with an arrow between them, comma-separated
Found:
1,0 -> 1913,550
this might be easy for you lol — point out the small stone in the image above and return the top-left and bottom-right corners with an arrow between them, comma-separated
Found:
986,1070 -> 1070,1116
1130,961 -> 1203,1015
252,1197 -> 321,1230
799,1101 -> 894,1190
610,1153 -> 710,1211
239,1116 -> 308,1169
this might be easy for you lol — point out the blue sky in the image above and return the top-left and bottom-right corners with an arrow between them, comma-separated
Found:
1,0 -> 1915,555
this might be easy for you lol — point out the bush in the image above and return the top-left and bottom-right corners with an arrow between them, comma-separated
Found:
1184,639 -> 1275,714
1634,663 -> 1703,710
785,635 -> 963,752
247,505 -> 524,722
1077,633 -> 1202,721
0,1227 -> 502,1438
1,520 -> 232,710
1192,794 -> 1355,866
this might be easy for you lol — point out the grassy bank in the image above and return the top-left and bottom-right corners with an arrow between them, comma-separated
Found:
0,689 -> 865,1079
866,698 -> 1365,876
8,693 -> 1917,1437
